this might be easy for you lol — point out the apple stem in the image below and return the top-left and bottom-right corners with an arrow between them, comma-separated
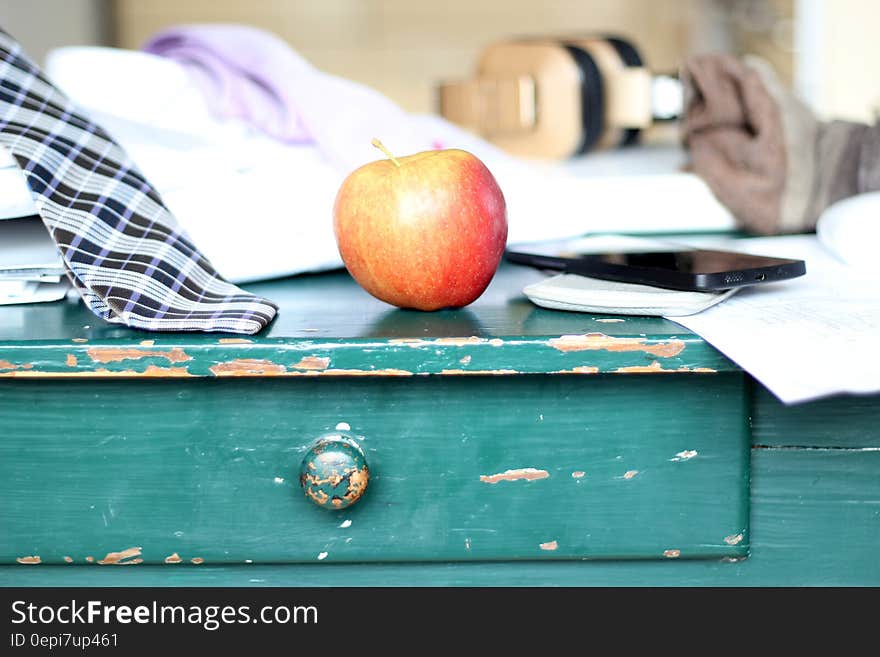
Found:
372,138 -> 401,167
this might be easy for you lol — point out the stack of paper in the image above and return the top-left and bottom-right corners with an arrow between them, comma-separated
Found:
667,234 -> 880,404
0,147 -> 66,304
0,216 -> 68,306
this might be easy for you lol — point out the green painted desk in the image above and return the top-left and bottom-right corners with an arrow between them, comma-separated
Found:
0,264 -> 877,586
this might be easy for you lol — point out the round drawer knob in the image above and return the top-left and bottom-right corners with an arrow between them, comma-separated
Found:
299,435 -> 370,510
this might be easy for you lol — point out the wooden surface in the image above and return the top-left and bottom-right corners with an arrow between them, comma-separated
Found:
4,449 -> 877,586
1,263 -> 877,584
0,374 -> 748,564
0,265 -> 734,377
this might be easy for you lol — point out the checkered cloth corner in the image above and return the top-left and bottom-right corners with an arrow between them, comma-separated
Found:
0,29 -> 278,334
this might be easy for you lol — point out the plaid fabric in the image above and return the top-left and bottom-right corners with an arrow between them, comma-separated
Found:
0,29 -> 278,334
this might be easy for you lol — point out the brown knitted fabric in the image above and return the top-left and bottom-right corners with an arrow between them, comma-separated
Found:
681,54 -> 879,235
681,54 -> 786,234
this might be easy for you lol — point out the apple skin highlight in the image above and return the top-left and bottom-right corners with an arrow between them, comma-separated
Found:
333,148 -> 508,311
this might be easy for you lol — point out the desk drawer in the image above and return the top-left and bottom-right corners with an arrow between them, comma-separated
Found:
0,374 -> 749,565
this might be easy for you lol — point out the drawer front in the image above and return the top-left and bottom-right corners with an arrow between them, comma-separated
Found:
0,374 -> 749,565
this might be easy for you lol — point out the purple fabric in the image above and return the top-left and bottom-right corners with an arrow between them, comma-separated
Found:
142,24 -> 450,174
143,24 -> 313,143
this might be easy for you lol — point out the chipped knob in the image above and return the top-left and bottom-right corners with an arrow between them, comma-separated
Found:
299,435 -> 370,510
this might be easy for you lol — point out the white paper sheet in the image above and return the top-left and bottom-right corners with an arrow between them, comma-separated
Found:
0,218 -> 68,304
0,280 -> 69,305
667,235 -> 880,404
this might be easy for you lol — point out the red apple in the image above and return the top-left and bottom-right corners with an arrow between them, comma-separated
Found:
333,139 -> 507,311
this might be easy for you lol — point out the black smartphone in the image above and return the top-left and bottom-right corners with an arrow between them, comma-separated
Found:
505,239 -> 806,291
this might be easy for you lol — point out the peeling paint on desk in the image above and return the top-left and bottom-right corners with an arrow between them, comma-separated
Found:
615,362 -> 717,374
347,468 -> 369,500
440,369 -> 519,376
87,347 -> 191,364
301,461 -> 371,508
165,553 -> 182,564
0,324 -> 734,379
191,557 -> 204,564
97,547 -> 142,565
16,555 -> 40,564
305,488 -> 329,506
671,450 -> 698,462
0,354 -> 716,379
0,369 -> 752,564
210,360 -> 414,377
615,362 -> 675,374
390,336 -> 485,347
664,549 -> 681,558
434,337 -> 486,346
218,338 -> 252,344
388,336 -> 508,349
0,360 -> 32,371
480,468 -> 550,484
291,356 -> 331,370
298,368 -> 413,377
539,540 -> 558,551
552,366 -> 600,374
724,533 -> 744,546
548,333 -> 685,358
130,366 -> 189,377
0,366 -> 193,378
0,286 -> 751,565
209,359 -> 287,376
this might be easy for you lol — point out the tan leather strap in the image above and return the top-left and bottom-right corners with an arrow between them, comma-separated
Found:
438,75 -> 535,135
437,38 -> 654,158
477,41 -> 584,159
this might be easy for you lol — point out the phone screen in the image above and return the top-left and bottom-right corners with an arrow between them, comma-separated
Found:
557,249 -> 797,274
505,237 -> 806,291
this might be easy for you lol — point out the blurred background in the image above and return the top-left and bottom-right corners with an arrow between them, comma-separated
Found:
0,0 -> 877,122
